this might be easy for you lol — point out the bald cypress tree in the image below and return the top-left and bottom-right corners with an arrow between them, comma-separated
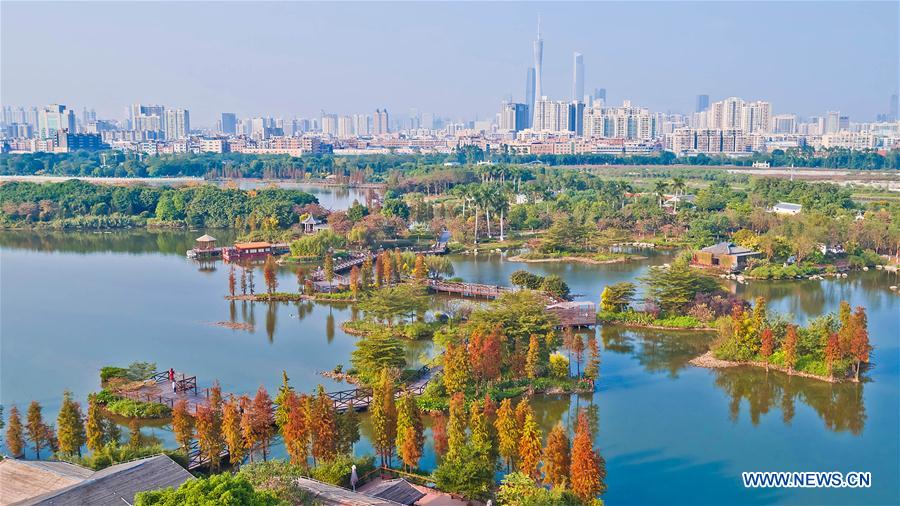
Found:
56,391 -> 86,457
6,406 -> 25,458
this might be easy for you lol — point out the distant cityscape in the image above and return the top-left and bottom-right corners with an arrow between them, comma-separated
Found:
3,21 -> 898,159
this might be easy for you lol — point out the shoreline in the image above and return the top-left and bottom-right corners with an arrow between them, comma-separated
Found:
507,254 -> 642,265
689,350 -> 846,383
598,319 -> 716,331
225,293 -> 356,303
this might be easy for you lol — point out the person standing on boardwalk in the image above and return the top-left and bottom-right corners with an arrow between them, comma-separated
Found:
169,368 -> 176,394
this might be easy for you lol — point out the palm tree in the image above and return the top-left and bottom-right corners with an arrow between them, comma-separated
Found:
654,181 -> 669,208
670,177 -> 686,213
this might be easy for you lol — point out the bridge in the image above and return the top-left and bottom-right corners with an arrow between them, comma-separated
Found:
113,366 -> 441,470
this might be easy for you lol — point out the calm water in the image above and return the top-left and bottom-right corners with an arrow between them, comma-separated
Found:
1,230 -> 898,505
215,180 -> 375,210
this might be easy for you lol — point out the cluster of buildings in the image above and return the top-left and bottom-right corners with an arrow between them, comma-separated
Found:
2,23 -> 898,158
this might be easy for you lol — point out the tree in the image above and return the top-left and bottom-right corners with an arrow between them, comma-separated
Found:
825,332 -> 842,379
349,265 -> 360,299
396,392 -> 424,471
250,386 -> 275,461
849,306 -> 871,382
172,399 -> 194,455
570,410 -> 606,502
543,422 -> 571,488
263,255 -> 278,295
85,396 -> 106,455
510,269 -> 544,290
584,334 -> 600,383
525,334 -> 541,379
351,330 -> 407,385
760,327 -> 774,370
446,392 -> 467,458
274,371 -> 294,430
310,386 -> 337,464
413,254 -> 427,282
518,413 -> 543,481
600,282 -> 636,312
431,410 -> 449,457
442,342 -> 470,394
196,405 -> 223,471
571,331 -> 585,377
6,405 -> 25,457
336,409 -> 360,455
323,253 -> 334,284
228,266 -> 236,297
497,472 -> 582,506
358,284 -> 429,325
25,401 -> 50,459
540,275 -> 571,300
641,257 -> 720,314
370,370 -> 397,467
495,398 -> 519,470
57,391 -> 86,457
240,407 -> 257,463
280,391 -> 310,467
222,397 -> 247,466
382,252 -> 393,285
784,324 -> 798,373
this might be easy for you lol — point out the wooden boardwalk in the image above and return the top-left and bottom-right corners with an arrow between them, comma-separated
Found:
114,366 -> 441,470
311,238 -> 449,282
427,279 -> 512,299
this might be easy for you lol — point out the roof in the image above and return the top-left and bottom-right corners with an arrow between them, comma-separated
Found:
364,479 -> 426,505
301,215 -> 320,225
294,477 -> 402,506
5,455 -> 193,506
700,242 -> 760,257
0,460 -> 91,505
234,241 -> 271,250
773,202 -> 802,211
195,234 -> 217,242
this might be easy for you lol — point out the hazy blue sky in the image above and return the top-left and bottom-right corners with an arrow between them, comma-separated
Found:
2,1 -> 897,126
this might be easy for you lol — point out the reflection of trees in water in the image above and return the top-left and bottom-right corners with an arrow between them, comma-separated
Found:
0,229 -> 240,255
265,302 -> 277,342
713,367 -> 866,434
601,325 -> 713,378
229,301 -> 236,323
326,313 -> 335,343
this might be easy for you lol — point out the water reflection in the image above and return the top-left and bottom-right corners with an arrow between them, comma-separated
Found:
601,325 -> 714,378
713,366 -> 866,434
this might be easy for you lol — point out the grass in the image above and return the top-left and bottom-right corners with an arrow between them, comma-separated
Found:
598,310 -> 710,329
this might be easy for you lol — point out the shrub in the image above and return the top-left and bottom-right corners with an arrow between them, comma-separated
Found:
548,353 -> 570,379
100,367 -> 129,383
105,398 -> 171,419
310,455 -> 375,488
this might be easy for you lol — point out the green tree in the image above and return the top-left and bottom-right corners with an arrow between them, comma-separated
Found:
358,285 -> 429,325
518,413 -> 543,480
599,282 -> 636,312
370,369 -> 397,467
350,330 -> 407,385
395,392 -> 424,471
85,396 -> 106,454
56,391 -> 86,457
641,257 -> 720,314
540,275 -> 571,300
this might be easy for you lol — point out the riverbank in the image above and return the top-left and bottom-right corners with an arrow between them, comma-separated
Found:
597,311 -> 715,331
226,292 -> 356,303
689,351 -> 845,383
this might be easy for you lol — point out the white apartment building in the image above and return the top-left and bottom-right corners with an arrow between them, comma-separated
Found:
583,100 -> 657,140
820,131 -> 876,150
532,97 -> 571,133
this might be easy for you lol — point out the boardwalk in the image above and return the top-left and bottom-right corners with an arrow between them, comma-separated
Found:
426,279 -> 512,299
311,237 -> 449,282
113,366 -> 441,470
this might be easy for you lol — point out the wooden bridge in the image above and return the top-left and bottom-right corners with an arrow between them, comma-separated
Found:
426,279 -> 512,299
311,235 -> 450,282
115,366 -> 441,470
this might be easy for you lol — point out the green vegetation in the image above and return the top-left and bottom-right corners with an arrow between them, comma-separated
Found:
309,454 -> 376,488
135,473 -> 279,506
712,299 -> 872,381
0,180 -> 316,229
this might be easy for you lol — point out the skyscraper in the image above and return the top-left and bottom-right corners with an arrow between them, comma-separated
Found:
572,52 -> 584,103
532,18 -> 543,128
373,109 -> 389,135
164,109 -> 190,139
37,104 -> 75,139
525,67 -> 535,128
594,88 -> 607,105
221,113 -> 237,135
696,94 -> 710,113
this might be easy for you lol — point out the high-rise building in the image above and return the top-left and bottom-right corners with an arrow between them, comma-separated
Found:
525,67 -> 535,128
696,94 -> 710,113
353,114 -> 371,136
572,52 -> 584,103
583,100 -> 657,140
373,109 -> 389,135
825,111 -> 842,133
321,114 -> 338,136
164,109 -> 190,139
37,104 -> 76,139
740,101 -> 771,134
221,113 -> 237,135
532,97 -> 571,133
772,114 -> 797,134
337,116 -> 355,138
532,19 -> 543,128
499,102 -> 529,132
421,112 -> 435,130
130,104 -> 165,139
594,88 -> 607,104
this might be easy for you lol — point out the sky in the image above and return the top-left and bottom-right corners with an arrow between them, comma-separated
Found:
2,1 -> 897,127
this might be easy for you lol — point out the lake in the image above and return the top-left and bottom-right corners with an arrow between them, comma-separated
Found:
1,229 -> 897,505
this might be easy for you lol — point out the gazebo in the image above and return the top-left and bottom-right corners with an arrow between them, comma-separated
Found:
195,234 -> 217,251
300,215 -> 320,234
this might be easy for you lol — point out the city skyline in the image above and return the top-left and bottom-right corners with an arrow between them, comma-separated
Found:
2,2 -> 897,126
